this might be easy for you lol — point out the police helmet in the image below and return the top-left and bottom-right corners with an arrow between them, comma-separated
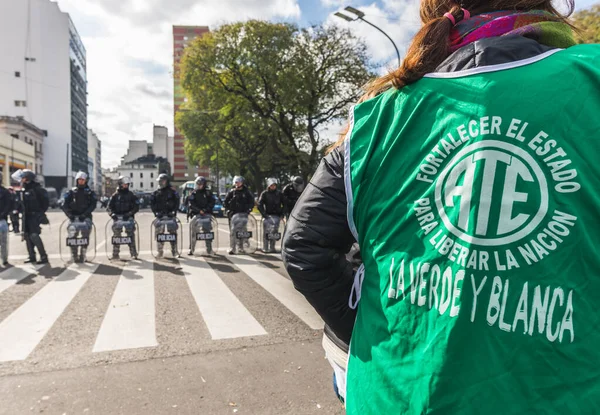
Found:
292,176 -> 305,193
195,176 -> 207,188
233,176 -> 244,186
157,173 -> 170,189
75,171 -> 88,188
118,175 -> 131,189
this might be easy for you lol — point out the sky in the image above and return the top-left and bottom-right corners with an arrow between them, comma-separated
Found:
53,0 -> 596,169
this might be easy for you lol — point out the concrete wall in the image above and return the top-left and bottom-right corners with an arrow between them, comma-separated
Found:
122,140 -> 150,164
153,126 -> 168,159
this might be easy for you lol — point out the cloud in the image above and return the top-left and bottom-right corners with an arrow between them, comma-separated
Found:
135,83 -> 172,99
54,0 -> 303,168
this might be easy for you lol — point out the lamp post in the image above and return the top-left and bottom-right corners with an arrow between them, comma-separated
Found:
335,6 -> 401,67
9,128 -> 28,185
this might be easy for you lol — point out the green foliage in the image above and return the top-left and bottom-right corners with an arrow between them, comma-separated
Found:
175,20 -> 374,192
572,4 -> 600,44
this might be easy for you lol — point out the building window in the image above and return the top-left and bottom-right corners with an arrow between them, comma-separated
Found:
130,172 -> 133,178
14,100 -> 27,107
150,182 -> 154,188
151,172 -> 154,178
15,71 -> 20,77
140,182 -> 143,188
140,172 -> 143,178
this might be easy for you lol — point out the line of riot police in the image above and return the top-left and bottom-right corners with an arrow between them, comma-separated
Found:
0,169 -> 51,266
0,170 -> 305,265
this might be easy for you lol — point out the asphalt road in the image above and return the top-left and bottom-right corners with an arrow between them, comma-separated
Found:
0,210 -> 344,415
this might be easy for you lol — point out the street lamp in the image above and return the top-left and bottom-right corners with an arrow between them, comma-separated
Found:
335,6 -> 401,67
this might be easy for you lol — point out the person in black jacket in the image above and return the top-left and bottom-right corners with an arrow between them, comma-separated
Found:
223,176 -> 255,254
150,174 -> 180,257
258,178 -> 284,253
108,176 -> 139,259
13,169 -> 49,264
62,171 -> 97,263
8,187 -> 20,233
0,172 -> 12,266
187,176 -> 215,255
282,176 -> 305,219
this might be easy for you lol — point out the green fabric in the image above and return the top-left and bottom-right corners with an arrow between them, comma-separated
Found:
346,44 -> 600,414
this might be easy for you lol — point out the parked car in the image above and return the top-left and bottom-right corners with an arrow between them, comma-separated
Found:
212,195 -> 225,217
45,187 -> 59,208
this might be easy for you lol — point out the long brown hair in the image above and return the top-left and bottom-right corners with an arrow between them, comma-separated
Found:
329,0 -> 574,152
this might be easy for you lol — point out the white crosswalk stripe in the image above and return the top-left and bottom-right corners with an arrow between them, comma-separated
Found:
0,264 -> 42,295
93,260 -> 157,352
227,255 -> 324,330
0,263 -> 99,362
0,254 -> 323,363
180,257 -> 267,340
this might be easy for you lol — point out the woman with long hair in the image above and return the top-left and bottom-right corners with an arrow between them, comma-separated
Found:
282,0 -> 600,412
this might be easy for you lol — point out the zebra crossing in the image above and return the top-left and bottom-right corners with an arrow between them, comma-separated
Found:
0,254 -> 323,365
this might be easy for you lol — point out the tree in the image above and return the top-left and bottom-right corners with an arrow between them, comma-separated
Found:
176,90 -> 283,193
572,4 -> 600,44
177,20 -> 374,182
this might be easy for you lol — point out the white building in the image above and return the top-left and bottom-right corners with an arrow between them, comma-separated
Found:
87,129 -> 102,194
0,131 -> 36,188
116,155 -> 170,193
0,116 -> 44,180
122,140 -> 151,164
152,125 -> 174,169
0,0 -> 87,193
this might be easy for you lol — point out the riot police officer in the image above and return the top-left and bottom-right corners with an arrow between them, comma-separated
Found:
0,172 -> 12,266
223,176 -> 255,254
282,176 -> 305,219
62,171 -> 97,263
13,169 -> 49,264
108,176 -> 139,259
150,174 -> 179,258
258,178 -> 284,253
186,176 -> 215,255
8,187 -> 20,233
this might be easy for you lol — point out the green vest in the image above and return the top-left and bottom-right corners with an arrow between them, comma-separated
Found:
346,45 -> 600,414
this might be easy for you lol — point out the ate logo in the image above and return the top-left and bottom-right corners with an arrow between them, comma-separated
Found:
434,141 -> 549,246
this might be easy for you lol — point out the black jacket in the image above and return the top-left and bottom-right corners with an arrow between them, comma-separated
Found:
281,35 -> 554,345
108,189 -> 139,217
258,189 -> 284,216
22,182 -> 49,214
0,187 -> 12,221
62,186 -> 97,219
187,188 -> 214,215
282,183 -> 302,214
151,187 -> 179,216
224,186 -> 254,215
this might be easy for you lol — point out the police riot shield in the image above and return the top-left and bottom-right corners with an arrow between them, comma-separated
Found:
230,213 -> 258,255
150,216 -> 183,259
105,216 -> 140,260
188,214 -> 219,256
59,218 -> 97,263
260,215 -> 285,253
